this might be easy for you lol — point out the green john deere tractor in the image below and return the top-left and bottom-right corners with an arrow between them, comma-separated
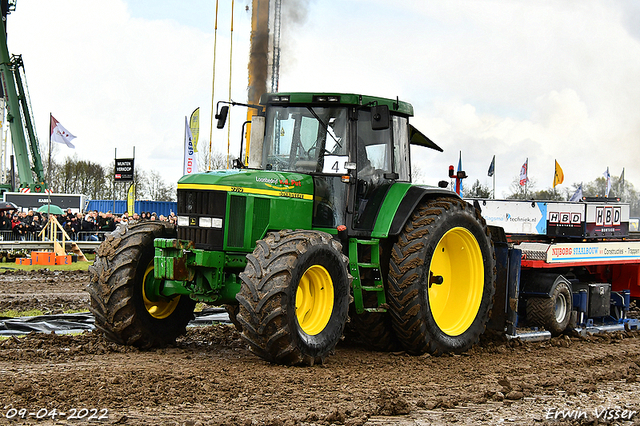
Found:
88,93 -> 496,365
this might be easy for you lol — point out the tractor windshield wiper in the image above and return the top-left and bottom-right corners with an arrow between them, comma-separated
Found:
306,107 -> 342,148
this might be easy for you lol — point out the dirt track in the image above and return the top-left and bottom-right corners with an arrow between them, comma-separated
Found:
1,270 -> 640,425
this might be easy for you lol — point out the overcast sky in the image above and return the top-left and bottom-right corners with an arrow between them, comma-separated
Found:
5,0 -> 640,198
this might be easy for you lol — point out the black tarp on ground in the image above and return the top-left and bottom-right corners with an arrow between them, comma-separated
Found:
0,308 -> 230,336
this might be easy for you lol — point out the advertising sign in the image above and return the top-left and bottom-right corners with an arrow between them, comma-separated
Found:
546,202 -> 585,238
545,241 -> 640,264
585,203 -> 629,238
115,158 -> 134,181
474,200 -> 546,235
474,199 -> 630,239
3,192 -> 85,213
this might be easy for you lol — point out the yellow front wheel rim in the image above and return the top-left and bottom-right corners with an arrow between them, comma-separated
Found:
142,264 -> 180,319
296,265 -> 334,335
428,227 -> 484,336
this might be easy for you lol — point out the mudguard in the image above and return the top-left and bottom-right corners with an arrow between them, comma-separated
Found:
371,184 -> 461,238
520,271 -> 572,298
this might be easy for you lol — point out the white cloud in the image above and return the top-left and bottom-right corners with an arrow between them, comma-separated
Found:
7,0 -> 251,186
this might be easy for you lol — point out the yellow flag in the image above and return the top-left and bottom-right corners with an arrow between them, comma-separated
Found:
189,107 -> 200,152
127,183 -> 135,215
553,160 -> 564,188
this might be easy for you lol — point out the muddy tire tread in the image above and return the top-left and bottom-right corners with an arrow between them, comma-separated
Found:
387,197 -> 496,355
88,222 -> 195,348
236,229 -> 350,366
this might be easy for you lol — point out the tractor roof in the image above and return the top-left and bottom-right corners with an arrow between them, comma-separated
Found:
260,92 -> 414,116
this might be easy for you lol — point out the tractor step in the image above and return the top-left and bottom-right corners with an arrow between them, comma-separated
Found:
349,238 -> 387,314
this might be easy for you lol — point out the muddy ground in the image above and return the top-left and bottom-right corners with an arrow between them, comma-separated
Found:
1,270 -> 640,425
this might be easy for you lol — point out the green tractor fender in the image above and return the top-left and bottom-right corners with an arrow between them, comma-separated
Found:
371,184 -> 460,239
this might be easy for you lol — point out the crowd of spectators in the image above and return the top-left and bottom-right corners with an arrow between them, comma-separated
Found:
0,208 -> 177,241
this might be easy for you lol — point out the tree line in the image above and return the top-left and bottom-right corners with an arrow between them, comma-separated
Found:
40,149 -> 231,201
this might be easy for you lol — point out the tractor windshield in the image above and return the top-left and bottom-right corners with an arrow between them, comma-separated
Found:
263,106 -> 348,172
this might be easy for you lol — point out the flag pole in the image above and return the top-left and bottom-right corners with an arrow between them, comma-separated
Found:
492,160 -> 495,199
47,113 -> 51,214
524,157 -> 528,199
553,159 -> 556,199
208,0 -> 220,171
226,0 -> 235,169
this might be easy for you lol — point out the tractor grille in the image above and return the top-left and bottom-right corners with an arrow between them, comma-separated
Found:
227,195 -> 246,248
252,197 -> 270,243
225,195 -> 270,248
177,189 -> 226,250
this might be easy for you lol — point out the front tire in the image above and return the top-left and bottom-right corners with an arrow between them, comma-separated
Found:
88,222 -> 196,348
236,230 -> 350,365
387,197 -> 496,355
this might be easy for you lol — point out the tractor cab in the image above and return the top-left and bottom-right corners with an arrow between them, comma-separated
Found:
254,93 -> 424,234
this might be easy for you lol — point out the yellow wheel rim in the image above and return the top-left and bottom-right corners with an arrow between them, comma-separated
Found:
295,265 -> 334,335
142,263 -> 180,319
428,227 -> 484,336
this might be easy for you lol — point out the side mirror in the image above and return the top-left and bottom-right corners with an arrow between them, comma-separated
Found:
371,105 -> 389,130
216,106 -> 229,129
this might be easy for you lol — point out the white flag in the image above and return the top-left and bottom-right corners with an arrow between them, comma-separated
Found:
519,158 -> 528,186
603,167 -> 611,197
50,115 -> 76,148
569,183 -> 583,202
183,116 -> 197,175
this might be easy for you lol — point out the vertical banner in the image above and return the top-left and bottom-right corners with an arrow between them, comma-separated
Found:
127,183 -> 135,215
190,108 -> 200,152
603,167 -> 611,197
519,158 -> 529,186
183,116 -> 197,175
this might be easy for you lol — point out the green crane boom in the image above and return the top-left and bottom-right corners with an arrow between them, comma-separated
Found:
0,14 -> 47,193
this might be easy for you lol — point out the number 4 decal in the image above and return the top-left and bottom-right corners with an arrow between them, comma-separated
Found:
323,155 -> 348,174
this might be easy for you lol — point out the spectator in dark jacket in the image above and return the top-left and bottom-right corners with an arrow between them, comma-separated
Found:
0,211 -> 12,231
81,211 -> 98,241
29,215 -> 43,238
64,216 -> 81,240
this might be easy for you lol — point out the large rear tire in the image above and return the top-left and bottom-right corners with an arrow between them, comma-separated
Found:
387,197 -> 496,355
236,230 -> 350,365
88,222 -> 196,348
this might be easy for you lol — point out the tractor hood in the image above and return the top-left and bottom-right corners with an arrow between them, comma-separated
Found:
177,169 -> 315,201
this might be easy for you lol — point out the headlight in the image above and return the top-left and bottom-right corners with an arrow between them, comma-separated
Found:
199,217 -> 212,227
198,217 -> 223,228
177,216 -> 189,227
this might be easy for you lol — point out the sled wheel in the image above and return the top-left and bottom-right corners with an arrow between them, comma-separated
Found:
387,197 -> 496,355
88,222 -> 195,348
527,279 -> 572,336
236,230 -> 351,365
